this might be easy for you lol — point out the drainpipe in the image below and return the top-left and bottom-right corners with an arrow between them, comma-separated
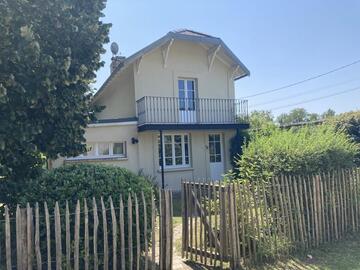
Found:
159,130 -> 165,189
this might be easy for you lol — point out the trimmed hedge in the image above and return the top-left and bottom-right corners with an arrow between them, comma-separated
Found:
235,125 -> 358,182
1,163 -> 154,211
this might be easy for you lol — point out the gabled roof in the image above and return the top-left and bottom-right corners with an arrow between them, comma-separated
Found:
171,29 -> 215,38
94,29 -> 250,100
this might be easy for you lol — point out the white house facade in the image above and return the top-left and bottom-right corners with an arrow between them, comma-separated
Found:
53,29 -> 250,190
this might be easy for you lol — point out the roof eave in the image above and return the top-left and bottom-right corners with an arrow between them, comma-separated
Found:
93,31 -> 250,102
93,33 -> 173,102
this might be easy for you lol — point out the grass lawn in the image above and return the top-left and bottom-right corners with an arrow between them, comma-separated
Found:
252,234 -> 360,270
171,192 -> 360,270
173,215 -> 360,270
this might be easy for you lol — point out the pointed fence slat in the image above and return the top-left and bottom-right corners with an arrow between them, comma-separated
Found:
1,190 -> 173,270
181,181 -> 187,260
16,205 -> 22,270
93,198 -> 99,270
182,168 -> 360,269
74,201 -> 80,270
44,202 -> 51,270
135,195 -> 141,270
35,203 -> 42,270
151,192 -> 156,270
65,201 -> 71,270
101,197 -> 109,270
26,203 -> 33,270
128,195 -> 133,270
84,199 -> 89,270
142,192 -> 149,270
5,206 -> 11,270
54,202 -> 62,270
119,196 -> 126,270
110,197 -> 117,270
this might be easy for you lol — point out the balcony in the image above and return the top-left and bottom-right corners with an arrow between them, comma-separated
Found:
136,96 -> 249,131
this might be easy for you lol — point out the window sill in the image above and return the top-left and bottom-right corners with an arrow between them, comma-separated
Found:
65,156 -> 128,162
157,167 -> 194,173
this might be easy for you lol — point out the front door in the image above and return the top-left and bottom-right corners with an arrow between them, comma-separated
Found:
178,79 -> 196,123
208,134 -> 224,180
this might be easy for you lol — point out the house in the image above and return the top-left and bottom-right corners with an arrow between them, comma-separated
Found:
53,29 -> 250,190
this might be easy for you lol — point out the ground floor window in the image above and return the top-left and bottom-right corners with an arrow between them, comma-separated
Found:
158,134 -> 190,168
80,141 -> 126,158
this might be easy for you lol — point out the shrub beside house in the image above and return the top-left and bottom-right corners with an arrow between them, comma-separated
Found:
233,125 -> 358,182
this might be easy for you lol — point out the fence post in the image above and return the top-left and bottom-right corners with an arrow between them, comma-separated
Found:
159,189 -> 173,270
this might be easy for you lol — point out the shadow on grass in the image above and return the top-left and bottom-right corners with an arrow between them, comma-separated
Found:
179,234 -> 360,270
256,234 -> 360,270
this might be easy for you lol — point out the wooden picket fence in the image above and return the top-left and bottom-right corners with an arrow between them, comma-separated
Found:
0,189 -> 173,270
182,168 -> 360,269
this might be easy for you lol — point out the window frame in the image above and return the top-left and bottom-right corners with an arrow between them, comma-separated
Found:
76,141 -> 127,159
178,78 -> 197,111
208,134 -> 222,163
159,133 -> 191,169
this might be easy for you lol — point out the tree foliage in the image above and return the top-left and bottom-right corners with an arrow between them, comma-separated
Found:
327,110 -> 360,164
0,0 -> 110,189
249,110 -> 275,130
229,129 -> 250,170
328,110 -> 360,143
276,108 -> 335,126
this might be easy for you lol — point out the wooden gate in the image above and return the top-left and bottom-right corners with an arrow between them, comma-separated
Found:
181,181 -> 241,269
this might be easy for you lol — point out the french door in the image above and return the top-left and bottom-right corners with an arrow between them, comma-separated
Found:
208,133 -> 224,180
178,79 -> 197,123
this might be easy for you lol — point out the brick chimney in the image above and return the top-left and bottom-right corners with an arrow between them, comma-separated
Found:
110,56 -> 126,73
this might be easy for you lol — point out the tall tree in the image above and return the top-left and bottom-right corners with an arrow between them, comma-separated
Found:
249,110 -> 274,130
0,0 -> 110,202
327,110 -> 360,165
322,108 -> 336,119
277,108 -> 311,125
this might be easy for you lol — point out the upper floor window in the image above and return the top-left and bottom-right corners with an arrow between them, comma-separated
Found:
178,79 -> 196,111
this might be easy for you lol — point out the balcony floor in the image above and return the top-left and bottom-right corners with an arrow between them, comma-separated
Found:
137,122 -> 249,132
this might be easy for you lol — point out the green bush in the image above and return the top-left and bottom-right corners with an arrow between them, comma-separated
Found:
235,125 -> 358,182
327,110 -> 360,143
0,164 -> 155,268
24,163 -> 154,209
327,110 -> 360,165
229,129 -> 250,169
1,163 -> 155,210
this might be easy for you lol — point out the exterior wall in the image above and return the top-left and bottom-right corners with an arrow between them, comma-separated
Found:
134,40 -> 235,102
53,39 -> 240,190
94,66 -> 136,120
136,129 -> 236,190
52,125 -> 236,191
52,124 -> 139,172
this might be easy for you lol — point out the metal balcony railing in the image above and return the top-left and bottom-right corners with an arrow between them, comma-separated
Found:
136,96 -> 248,126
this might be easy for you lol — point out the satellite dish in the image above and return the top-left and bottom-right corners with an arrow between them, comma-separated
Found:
110,42 -> 119,55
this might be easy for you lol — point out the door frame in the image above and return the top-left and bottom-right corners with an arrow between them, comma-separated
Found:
178,78 -> 197,123
207,132 -> 224,180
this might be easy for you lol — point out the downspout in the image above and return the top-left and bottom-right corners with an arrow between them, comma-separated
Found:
159,130 -> 165,189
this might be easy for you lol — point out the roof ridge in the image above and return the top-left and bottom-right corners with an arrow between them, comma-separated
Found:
171,28 -> 215,38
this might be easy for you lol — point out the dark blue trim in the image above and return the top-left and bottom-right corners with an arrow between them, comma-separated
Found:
91,117 -> 138,124
138,123 -> 249,132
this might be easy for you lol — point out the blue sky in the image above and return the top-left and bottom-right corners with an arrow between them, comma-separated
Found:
94,0 -> 360,117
